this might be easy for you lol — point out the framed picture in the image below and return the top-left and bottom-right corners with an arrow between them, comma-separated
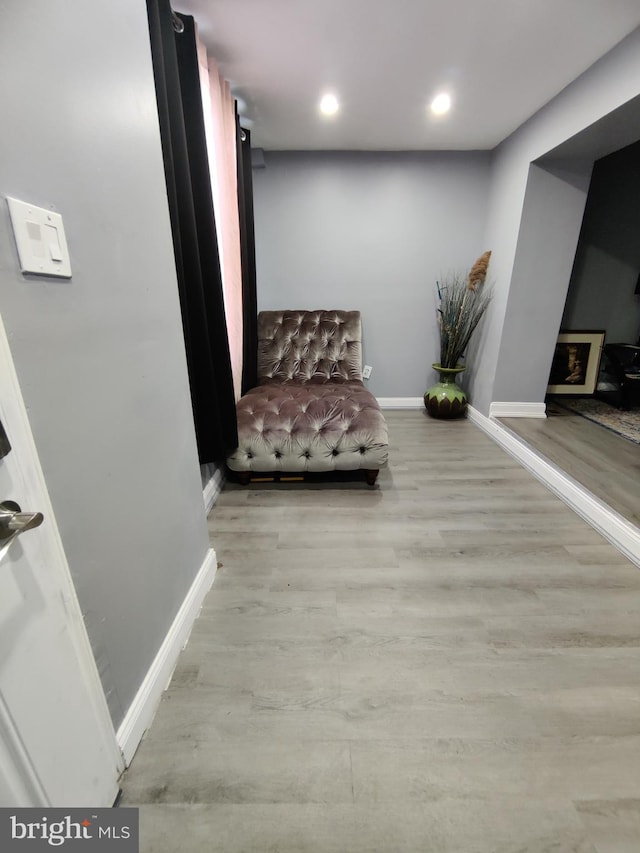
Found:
547,330 -> 605,396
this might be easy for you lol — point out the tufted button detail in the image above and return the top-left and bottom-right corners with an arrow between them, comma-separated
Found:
226,311 -> 391,479
257,310 -> 363,385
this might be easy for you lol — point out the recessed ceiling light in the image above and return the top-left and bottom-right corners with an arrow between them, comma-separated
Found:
319,93 -> 339,116
430,93 -> 451,116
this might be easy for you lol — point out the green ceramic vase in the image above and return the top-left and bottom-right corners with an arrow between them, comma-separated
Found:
424,364 -> 467,419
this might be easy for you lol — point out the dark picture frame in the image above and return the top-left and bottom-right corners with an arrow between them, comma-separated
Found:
547,330 -> 605,396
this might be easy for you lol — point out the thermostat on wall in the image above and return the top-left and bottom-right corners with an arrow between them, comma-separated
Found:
6,196 -> 72,278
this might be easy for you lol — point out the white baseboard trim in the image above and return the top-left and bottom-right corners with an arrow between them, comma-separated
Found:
377,397 -> 424,409
489,401 -> 547,418
116,547 -> 217,765
203,465 -> 225,514
467,405 -> 640,568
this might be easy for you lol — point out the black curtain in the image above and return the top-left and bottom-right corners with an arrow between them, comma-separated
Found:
146,0 -> 238,462
236,119 -> 258,394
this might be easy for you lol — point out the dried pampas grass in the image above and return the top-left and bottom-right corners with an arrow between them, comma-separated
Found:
435,250 -> 493,368
467,250 -> 492,291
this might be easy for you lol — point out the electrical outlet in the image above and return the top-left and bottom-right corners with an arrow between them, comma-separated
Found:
363,364 -> 373,379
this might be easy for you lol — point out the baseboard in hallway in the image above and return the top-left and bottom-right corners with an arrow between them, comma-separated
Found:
115,548 -> 217,765
468,405 -> 640,569
202,463 -> 225,514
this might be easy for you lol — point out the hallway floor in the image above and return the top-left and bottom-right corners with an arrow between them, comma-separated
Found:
121,411 -> 640,852
501,400 -> 640,528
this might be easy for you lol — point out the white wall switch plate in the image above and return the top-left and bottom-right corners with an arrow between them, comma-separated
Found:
363,365 -> 373,379
6,196 -> 72,278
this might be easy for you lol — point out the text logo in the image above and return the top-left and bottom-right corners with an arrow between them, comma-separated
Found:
1,809 -> 138,851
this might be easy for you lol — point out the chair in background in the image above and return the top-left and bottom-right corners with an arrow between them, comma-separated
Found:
227,310 -> 389,485
597,342 -> 640,410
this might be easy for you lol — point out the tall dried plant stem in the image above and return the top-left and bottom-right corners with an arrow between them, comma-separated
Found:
436,258 -> 492,368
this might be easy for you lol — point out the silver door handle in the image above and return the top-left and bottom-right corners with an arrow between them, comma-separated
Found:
0,500 -> 44,562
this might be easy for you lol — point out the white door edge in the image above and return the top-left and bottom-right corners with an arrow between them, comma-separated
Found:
0,312 -> 124,800
0,692 -> 50,806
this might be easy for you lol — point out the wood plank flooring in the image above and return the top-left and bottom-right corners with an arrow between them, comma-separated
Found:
500,402 -> 640,528
121,410 -> 640,852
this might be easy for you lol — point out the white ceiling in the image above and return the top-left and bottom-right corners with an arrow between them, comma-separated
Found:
173,0 -> 640,151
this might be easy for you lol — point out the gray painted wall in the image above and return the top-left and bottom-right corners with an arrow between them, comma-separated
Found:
253,29 -> 640,411
562,142 -> 640,343
473,26 -> 640,414
492,160 -> 593,404
253,151 -> 490,398
0,0 -> 210,726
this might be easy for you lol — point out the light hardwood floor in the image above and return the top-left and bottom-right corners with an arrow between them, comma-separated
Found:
121,410 -> 640,852
500,402 -> 640,528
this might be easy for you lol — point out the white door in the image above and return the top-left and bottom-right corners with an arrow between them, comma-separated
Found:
0,313 -> 123,807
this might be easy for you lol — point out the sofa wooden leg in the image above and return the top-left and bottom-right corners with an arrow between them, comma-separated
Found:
365,469 -> 379,486
237,471 -> 251,486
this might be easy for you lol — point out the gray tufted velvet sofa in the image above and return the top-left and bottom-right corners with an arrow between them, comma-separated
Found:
227,310 -> 389,485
